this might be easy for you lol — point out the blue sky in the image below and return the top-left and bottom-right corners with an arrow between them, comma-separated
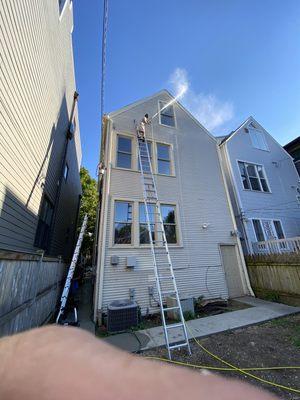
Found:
73,0 -> 300,177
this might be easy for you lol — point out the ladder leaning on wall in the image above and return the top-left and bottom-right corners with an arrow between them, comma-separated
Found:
137,127 -> 191,359
56,214 -> 88,324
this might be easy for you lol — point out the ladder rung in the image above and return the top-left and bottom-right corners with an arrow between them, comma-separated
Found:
166,323 -> 184,329
158,275 -> 173,280
161,290 -> 177,296
169,342 -> 188,350
163,306 -> 179,311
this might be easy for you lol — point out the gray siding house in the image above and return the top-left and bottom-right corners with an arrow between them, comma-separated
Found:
0,0 -> 82,259
219,117 -> 300,254
94,90 -> 252,322
284,137 -> 300,178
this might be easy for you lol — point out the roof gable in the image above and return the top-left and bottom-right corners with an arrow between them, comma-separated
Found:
107,89 -> 216,142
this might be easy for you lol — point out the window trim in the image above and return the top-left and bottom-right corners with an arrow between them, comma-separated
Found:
248,126 -> 269,152
156,142 -> 174,176
158,100 -> 177,128
251,218 -> 286,242
236,160 -> 271,193
113,200 -> 134,246
115,134 -> 133,170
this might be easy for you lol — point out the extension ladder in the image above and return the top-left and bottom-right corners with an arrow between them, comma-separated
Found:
137,135 -> 191,359
56,214 -> 88,323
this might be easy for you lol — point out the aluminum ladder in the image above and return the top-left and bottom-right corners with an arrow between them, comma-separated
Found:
56,214 -> 88,323
137,135 -> 191,359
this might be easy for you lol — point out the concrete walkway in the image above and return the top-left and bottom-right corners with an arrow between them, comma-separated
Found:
102,297 -> 300,352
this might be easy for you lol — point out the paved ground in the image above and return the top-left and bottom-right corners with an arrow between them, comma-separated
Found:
102,297 -> 300,353
77,279 -> 95,334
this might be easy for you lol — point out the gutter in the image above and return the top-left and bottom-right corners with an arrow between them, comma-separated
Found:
217,144 -> 254,296
93,115 -> 112,323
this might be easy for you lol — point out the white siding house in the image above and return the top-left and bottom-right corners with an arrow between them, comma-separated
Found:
94,90 -> 252,321
219,117 -> 300,254
0,0 -> 82,259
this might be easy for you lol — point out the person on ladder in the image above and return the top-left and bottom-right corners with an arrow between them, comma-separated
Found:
137,114 -> 151,141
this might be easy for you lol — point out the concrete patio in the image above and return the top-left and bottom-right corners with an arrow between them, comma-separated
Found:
102,296 -> 300,352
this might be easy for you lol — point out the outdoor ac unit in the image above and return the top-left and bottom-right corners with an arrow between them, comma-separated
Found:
107,300 -> 138,333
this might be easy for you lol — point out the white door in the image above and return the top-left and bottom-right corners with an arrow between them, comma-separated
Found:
220,245 -> 245,298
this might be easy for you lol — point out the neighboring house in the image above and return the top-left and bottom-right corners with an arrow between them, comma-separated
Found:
0,0 -> 82,259
218,117 -> 300,254
94,90 -> 252,322
284,136 -> 300,177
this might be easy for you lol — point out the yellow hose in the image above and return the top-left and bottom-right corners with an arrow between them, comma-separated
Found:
145,325 -> 300,395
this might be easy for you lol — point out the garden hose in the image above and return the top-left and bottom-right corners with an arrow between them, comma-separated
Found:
145,325 -> 300,395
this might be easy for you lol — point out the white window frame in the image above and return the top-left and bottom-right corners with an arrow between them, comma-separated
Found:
251,218 -> 286,242
248,125 -> 269,151
115,134 -> 133,170
237,160 -> 271,193
112,199 -> 134,247
158,100 -> 177,128
156,142 -> 174,176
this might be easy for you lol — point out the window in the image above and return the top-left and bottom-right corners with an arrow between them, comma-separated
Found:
116,136 -> 132,169
58,0 -> 67,14
157,143 -> 171,175
252,219 -> 265,242
34,196 -> 54,250
114,201 -> 133,244
139,203 -> 155,244
159,101 -> 175,127
249,127 -> 269,151
138,141 -> 152,172
161,204 -> 177,244
273,220 -> 285,239
238,161 -> 270,192
64,163 -> 69,181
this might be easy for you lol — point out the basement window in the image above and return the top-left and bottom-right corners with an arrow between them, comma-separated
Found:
114,201 -> 133,244
159,101 -> 175,127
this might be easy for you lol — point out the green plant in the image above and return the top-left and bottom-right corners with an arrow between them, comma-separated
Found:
183,311 -> 195,321
263,291 -> 280,303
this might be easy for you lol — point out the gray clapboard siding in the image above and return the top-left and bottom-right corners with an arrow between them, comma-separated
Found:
220,117 -> 300,252
96,91 -> 251,317
0,0 -> 81,258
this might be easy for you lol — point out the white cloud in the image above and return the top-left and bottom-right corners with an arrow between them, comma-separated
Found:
168,68 -> 234,131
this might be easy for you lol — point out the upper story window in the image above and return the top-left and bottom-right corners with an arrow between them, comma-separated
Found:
159,101 -> 175,127
139,203 -> 155,244
114,201 -> 133,244
157,143 -> 171,175
58,0 -> 67,15
64,163 -> 69,181
116,135 -> 132,169
248,125 -> 269,151
34,195 -> 54,251
161,204 -> 177,244
238,161 -> 270,192
252,219 -> 265,242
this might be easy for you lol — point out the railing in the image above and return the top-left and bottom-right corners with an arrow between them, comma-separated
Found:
252,237 -> 300,254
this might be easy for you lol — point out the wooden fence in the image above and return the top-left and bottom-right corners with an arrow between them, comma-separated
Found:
0,250 -> 67,337
246,254 -> 300,304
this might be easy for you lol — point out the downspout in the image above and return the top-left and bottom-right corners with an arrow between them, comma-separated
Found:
93,115 -> 112,323
49,91 -> 79,257
217,144 -> 254,296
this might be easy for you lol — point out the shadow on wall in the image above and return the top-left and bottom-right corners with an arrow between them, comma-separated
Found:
0,94 -> 81,260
